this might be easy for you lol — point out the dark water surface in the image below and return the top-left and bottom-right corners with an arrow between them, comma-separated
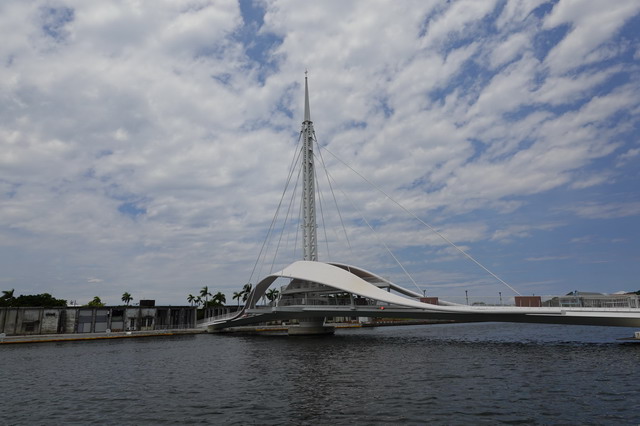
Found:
2,323 -> 639,425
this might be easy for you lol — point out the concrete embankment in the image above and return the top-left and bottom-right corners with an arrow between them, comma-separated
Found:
0,329 -> 205,344
2,320 -> 456,342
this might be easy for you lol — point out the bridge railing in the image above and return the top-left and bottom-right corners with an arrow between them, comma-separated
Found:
548,295 -> 639,308
277,296 -> 382,307
198,311 -> 241,325
420,294 -> 640,309
274,294 -> 640,309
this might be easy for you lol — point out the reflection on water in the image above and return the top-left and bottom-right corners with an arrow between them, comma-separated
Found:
1,323 -> 638,425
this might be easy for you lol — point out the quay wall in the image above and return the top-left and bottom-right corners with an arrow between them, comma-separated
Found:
0,306 -> 197,336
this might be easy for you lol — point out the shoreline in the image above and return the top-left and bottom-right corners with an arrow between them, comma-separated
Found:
0,328 -> 205,344
1,320 -> 454,343
2,320 -> 637,343
210,319 -> 455,334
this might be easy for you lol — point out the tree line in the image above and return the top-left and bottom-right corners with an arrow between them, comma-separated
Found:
187,283 -> 281,309
187,286 -> 227,308
1,289 -> 135,308
0,289 -> 66,308
3,283 -> 288,309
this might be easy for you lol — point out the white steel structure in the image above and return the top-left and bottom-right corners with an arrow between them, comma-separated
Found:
278,74 -> 332,334
301,73 -> 318,262
204,261 -> 640,329
202,76 -> 640,335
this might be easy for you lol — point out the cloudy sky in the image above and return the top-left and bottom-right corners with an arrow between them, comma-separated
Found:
1,0 -> 639,306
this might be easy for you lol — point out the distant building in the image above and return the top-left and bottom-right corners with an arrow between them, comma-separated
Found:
542,292 -> 639,309
0,305 -> 196,336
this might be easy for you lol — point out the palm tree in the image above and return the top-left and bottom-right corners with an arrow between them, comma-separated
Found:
232,291 -> 242,307
195,296 -> 202,308
200,286 -> 211,306
211,291 -> 226,306
121,292 -> 132,306
206,291 -> 227,317
266,288 -> 279,302
87,296 -> 104,307
1,288 -> 15,307
187,294 -> 196,306
241,283 -> 253,302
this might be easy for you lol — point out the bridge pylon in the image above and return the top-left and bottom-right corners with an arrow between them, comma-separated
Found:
278,74 -> 335,335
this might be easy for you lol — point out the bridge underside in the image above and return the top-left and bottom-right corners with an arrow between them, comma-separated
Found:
209,306 -> 640,330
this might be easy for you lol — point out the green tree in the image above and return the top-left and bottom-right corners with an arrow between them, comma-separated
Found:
241,283 -> 253,302
266,288 -> 279,302
87,296 -> 105,307
121,292 -> 132,306
232,291 -> 242,307
187,294 -> 196,306
211,291 -> 226,306
200,286 -> 211,306
10,293 -> 66,308
1,289 -> 15,307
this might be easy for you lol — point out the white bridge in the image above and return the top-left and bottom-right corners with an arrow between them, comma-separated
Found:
205,76 -> 640,334
200,261 -> 640,330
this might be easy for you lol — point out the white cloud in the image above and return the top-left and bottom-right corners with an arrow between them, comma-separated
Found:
423,0 -> 497,47
534,67 -> 624,106
525,256 -> 572,262
543,0 -> 640,75
616,147 -> 640,167
570,172 -> 613,189
491,223 -> 560,243
494,0 -> 547,31
489,32 -> 531,69
0,0 -> 638,303
567,202 -> 640,219
571,236 -> 593,244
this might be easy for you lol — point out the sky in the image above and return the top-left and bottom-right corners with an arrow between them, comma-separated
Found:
1,0 -> 639,306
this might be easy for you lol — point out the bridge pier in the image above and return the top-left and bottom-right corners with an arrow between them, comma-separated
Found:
287,318 -> 334,336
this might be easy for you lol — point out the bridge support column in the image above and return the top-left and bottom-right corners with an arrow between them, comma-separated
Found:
288,318 -> 334,336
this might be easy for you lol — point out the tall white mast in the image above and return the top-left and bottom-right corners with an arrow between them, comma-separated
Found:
282,73 -> 334,335
301,72 -> 318,261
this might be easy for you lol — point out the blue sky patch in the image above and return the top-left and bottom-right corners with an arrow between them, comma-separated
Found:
40,6 -> 74,42
118,201 -> 147,219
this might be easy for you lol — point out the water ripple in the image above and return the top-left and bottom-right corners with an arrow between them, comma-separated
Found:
1,324 -> 638,424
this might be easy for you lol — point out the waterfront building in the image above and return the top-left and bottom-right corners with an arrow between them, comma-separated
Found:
0,305 -> 196,336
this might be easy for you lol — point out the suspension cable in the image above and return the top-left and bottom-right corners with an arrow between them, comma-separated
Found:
325,170 -> 423,294
320,145 -> 522,296
314,131 -> 352,251
314,164 -> 332,260
248,132 -> 303,284
269,160 -> 303,274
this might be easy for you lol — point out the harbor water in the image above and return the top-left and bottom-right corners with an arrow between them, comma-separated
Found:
1,322 -> 639,425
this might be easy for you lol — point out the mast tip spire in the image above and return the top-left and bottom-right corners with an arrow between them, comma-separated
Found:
304,71 -> 311,122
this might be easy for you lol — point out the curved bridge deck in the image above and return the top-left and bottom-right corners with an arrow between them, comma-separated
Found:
200,303 -> 640,330
200,261 -> 640,331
